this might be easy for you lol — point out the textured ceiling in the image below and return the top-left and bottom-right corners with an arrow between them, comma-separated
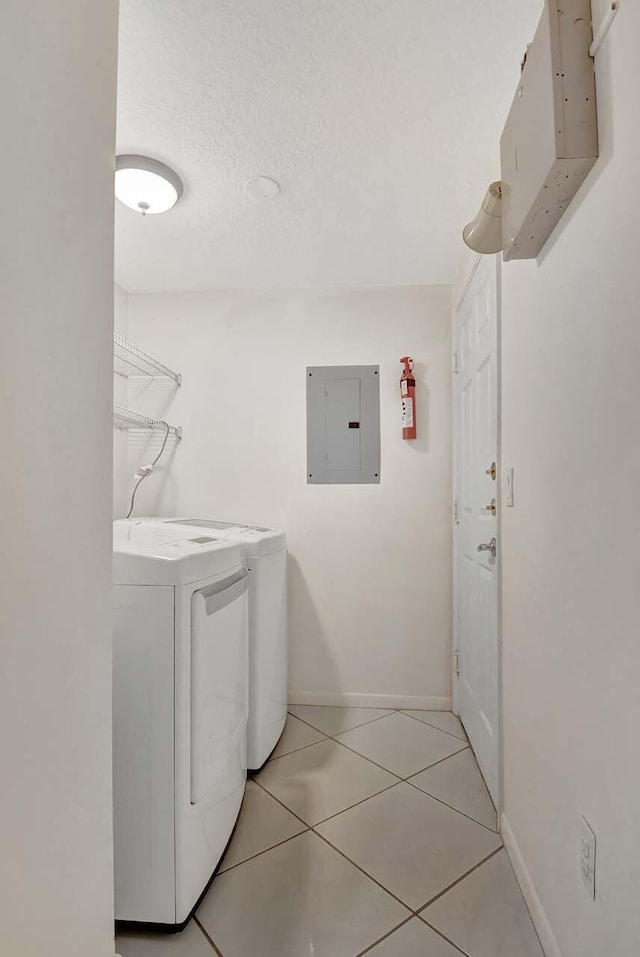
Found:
115,0 -> 542,293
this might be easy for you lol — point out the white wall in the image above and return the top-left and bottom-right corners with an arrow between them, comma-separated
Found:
0,3 -> 118,956
114,284 -> 131,519
126,286 -> 453,707
499,9 -> 640,956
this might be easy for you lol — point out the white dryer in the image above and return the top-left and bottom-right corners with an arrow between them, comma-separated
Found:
135,517 -> 287,770
113,523 -> 249,928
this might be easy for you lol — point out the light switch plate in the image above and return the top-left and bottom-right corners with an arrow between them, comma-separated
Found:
580,816 -> 596,900
504,467 -> 514,507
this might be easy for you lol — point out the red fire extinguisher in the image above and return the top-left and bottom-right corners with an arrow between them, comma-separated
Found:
400,356 -> 417,440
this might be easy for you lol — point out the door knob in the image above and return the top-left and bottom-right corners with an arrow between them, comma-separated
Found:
477,538 -> 497,558
485,462 -> 497,481
482,499 -> 497,517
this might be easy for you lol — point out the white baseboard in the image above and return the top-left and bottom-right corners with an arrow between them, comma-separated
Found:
500,813 -> 562,957
288,691 -> 452,711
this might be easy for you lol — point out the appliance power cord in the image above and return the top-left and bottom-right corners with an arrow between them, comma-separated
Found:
126,421 -> 171,520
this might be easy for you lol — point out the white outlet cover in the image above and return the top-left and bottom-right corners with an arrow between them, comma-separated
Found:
580,816 -> 596,900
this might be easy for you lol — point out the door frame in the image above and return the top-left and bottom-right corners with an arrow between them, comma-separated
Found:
451,252 -> 504,817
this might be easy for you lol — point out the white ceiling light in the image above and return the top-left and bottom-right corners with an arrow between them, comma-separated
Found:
115,155 -> 184,215
244,176 -> 281,200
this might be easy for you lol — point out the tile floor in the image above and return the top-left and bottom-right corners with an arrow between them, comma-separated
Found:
116,708 -> 544,957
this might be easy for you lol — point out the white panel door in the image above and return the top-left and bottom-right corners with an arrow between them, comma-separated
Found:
453,255 -> 501,806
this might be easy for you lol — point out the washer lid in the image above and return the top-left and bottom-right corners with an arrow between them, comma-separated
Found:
167,519 -> 250,531
163,517 -> 287,557
113,522 -> 243,585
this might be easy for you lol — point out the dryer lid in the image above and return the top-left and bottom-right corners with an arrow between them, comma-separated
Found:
162,518 -> 287,557
113,522 -> 244,586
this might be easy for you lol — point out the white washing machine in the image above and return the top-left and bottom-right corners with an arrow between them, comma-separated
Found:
112,523 -> 249,928
129,517 -> 287,770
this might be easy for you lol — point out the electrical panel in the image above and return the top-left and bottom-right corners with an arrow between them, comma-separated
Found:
306,365 -> 380,484
500,0 -> 598,260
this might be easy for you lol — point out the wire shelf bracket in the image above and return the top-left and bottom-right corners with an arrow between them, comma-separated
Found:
113,334 -> 182,384
113,404 -> 182,440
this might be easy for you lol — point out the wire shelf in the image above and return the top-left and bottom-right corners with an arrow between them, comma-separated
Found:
113,405 -> 182,439
113,334 -> 182,384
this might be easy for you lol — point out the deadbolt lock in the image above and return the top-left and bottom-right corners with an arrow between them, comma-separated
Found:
486,462 -> 497,481
483,498 -> 497,517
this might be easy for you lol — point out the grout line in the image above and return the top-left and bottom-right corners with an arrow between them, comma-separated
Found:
261,720 -> 493,832
206,786 -> 500,954
416,918 -> 471,956
309,766 -> 497,837
252,778 -> 312,828
417,845 -> 504,914
287,712 -> 470,782
214,710 -> 498,956
313,825 -> 502,935
216,826 -> 309,875
264,721 -> 405,783
328,737 -> 405,779
312,779 -> 403,827
398,742 -> 470,778
194,916 -> 225,956
199,724 -> 499,957
355,914 -> 470,957
404,777 -> 499,834
401,710 -> 469,744
353,915 -> 416,956
312,827 -> 414,915
256,768 -> 401,831
318,737 -> 468,784
315,803 -> 501,919
287,707 -> 396,738
266,734 -> 329,763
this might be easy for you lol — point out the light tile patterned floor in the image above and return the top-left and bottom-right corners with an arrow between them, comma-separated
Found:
116,709 -> 544,957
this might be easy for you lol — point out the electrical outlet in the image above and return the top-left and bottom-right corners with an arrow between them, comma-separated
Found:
580,816 -> 597,900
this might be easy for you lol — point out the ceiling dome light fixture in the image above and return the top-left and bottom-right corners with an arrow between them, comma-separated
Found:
115,155 -> 184,215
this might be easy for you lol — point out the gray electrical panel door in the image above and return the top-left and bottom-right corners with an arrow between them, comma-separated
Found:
307,365 -> 380,484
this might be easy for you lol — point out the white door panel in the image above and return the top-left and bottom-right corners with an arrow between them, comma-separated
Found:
453,255 -> 501,806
